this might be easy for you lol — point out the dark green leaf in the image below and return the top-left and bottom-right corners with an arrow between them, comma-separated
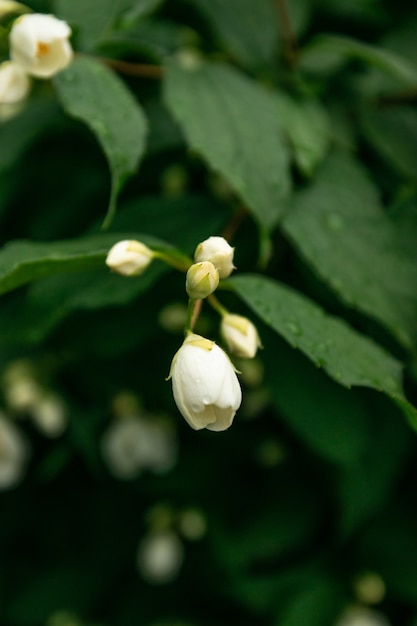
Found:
191,0 -> 278,70
54,57 -> 148,227
265,336 -> 372,465
282,151 -> 417,349
55,0 -> 132,49
164,58 -> 291,230
274,92 -> 331,176
0,232 -> 168,296
229,274 -> 417,427
301,35 -> 417,87
360,106 -> 417,180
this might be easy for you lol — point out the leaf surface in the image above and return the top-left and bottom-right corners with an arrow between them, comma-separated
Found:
283,151 -> 417,348
230,274 -> 417,427
164,59 -> 291,230
54,57 -> 148,227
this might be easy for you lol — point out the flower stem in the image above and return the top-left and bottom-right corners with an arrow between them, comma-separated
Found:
207,294 -> 228,317
185,298 -> 202,333
153,250 -> 192,272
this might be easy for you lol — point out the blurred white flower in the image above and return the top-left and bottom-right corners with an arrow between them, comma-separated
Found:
106,240 -> 154,277
10,13 -> 73,79
335,606 -> 391,626
0,413 -> 28,489
0,60 -> 30,104
101,415 -> 177,479
169,333 -> 241,431
194,236 -> 235,279
185,261 -> 219,300
31,393 -> 67,438
137,530 -> 184,584
2,360 -> 67,437
221,313 -> 261,358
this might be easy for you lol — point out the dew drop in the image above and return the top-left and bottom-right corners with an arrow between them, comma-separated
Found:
285,321 -> 302,336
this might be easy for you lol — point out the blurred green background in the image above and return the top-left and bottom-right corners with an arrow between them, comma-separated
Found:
1,0 -> 417,625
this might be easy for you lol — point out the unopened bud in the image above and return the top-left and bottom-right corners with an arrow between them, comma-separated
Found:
0,61 -> 30,105
106,240 -> 154,276
194,236 -> 235,279
186,261 -> 219,300
221,313 -> 261,358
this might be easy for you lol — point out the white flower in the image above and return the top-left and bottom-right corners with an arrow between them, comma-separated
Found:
31,393 -> 67,438
0,61 -> 30,104
0,413 -> 28,490
185,261 -> 219,299
137,530 -> 184,584
101,415 -> 177,479
9,13 -> 73,79
106,240 -> 154,277
221,313 -> 261,358
335,607 -> 391,626
194,236 -> 235,279
169,333 -> 242,432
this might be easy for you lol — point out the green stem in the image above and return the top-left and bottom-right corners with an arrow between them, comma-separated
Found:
207,293 -> 228,317
153,250 -> 192,272
185,298 -> 202,333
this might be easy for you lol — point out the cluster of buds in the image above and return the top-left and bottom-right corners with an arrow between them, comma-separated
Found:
106,235 -> 261,432
0,8 -> 73,108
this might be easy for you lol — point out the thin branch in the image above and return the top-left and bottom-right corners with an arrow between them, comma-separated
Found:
99,56 -> 164,79
275,0 -> 298,69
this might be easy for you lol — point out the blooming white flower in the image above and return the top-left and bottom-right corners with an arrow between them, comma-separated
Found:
0,60 -> 30,104
101,415 -> 177,479
9,13 -> 73,79
136,530 -> 184,584
106,240 -> 154,276
221,313 -> 261,358
194,236 -> 235,279
0,413 -> 28,489
169,333 -> 242,431
185,261 -> 219,300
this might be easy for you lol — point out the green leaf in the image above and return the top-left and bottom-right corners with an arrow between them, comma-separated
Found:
360,106 -> 417,180
282,151 -> 417,349
229,274 -> 417,427
163,58 -> 291,230
54,57 -> 148,227
191,0 -> 278,70
274,93 -> 331,177
264,336 -> 372,465
301,34 -> 417,87
0,232 -> 169,296
55,0 -> 132,50
0,98 -> 62,174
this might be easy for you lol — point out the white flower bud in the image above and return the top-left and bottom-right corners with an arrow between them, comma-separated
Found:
0,413 -> 28,489
194,236 -> 235,279
168,333 -> 242,432
137,530 -> 184,584
106,240 -> 154,276
221,313 -> 261,358
0,61 -> 30,104
0,1 -> 26,19
9,13 -> 73,79
185,261 -> 219,299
